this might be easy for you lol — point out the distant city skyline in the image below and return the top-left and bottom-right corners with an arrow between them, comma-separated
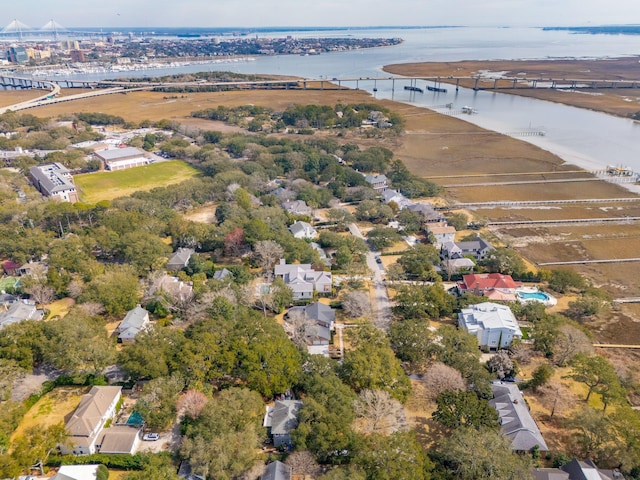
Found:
3,0 -> 639,29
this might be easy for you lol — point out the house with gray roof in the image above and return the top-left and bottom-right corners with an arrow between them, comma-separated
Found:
381,189 -> 411,209
115,306 -> 150,343
274,260 -> 332,300
364,174 -> 388,192
285,302 -> 335,351
61,386 -> 122,455
282,200 -> 312,216
490,382 -> 548,453
263,400 -> 303,448
532,459 -> 624,480
98,425 -> 141,454
261,461 -> 292,480
95,147 -> 149,171
310,242 -> 331,267
289,221 -> 317,239
287,302 -> 335,329
407,202 -> 445,223
455,237 -> 493,260
213,268 -> 232,281
167,247 -> 195,271
0,300 -> 44,330
29,163 -> 78,202
459,302 -> 522,350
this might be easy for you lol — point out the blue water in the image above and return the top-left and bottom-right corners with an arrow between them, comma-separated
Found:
18,26 -> 640,173
126,412 -> 144,425
517,291 -> 550,301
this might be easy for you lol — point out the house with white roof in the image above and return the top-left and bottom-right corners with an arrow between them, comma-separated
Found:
289,221 -> 318,239
381,189 -> 410,209
274,259 -> 332,300
115,305 -> 150,343
427,222 -> 456,247
458,302 -> 522,349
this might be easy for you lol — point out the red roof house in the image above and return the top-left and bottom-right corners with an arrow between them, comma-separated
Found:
458,273 -> 522,301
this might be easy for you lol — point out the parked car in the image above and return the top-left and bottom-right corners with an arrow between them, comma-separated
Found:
142,432 -> 160,441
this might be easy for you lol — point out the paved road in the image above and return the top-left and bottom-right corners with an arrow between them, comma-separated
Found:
348,223 -> 392,331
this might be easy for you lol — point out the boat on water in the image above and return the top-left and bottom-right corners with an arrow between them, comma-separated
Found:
427,85 -> 447,93
404,85 -> 423,93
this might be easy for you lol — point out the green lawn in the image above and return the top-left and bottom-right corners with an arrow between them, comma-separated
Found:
0,277 -> 17,291
74,160 -> 200,203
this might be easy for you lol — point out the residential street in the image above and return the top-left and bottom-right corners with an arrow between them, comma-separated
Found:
348,223 -> 392,331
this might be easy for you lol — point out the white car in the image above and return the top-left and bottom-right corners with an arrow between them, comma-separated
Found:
142,433 -> 160,441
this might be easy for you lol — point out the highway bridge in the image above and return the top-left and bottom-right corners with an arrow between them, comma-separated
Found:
0,71 -> 638,113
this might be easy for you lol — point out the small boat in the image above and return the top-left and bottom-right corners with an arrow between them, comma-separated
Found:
404,85 -> 423,93
427,85 -> 448,93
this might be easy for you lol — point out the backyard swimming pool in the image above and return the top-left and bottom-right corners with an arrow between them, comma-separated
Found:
516,288 -> 557,306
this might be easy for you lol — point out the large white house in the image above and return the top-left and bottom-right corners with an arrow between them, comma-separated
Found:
458,302 -> 522,349
61,386 -> 122,455
289,221 -> 318,239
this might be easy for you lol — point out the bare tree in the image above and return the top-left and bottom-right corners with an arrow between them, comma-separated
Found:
285,309 -> 309,349
442,258 -> 458,282
422,362 -> 466,400
66,279 -> 84,299
486,351 -> 516,380
352,389 -> 408,436
177,390 -> 208,421
253,240 -> 284,280
25,283 -> 55,306
77,301 -> 105,317
342,291 -> 370,318
553,324 -> 594,367
284,451 -> 323,478
537,382 -> 578,418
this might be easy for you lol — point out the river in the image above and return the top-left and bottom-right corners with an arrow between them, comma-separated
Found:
20,26 -> 640,172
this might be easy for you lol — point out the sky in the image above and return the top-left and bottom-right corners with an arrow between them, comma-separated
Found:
3,0 -> 640,29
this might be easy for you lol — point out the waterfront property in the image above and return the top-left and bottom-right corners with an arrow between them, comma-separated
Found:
490,382 -> 548,453
29,163 -> 79,202
458,302 -> 522,349
457,273 -> 522,302
516,287 -> 558,307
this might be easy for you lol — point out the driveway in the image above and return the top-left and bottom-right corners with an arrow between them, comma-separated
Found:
136,422 -> 182,454
348,223 -> 392,331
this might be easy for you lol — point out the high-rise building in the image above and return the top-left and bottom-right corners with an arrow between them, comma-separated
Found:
7,46 -> 28,64
70,50 -> 85,62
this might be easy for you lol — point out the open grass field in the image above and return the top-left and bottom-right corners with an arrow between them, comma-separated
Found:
10,386 -> 88,442
446,179 -> 634,204
383,57 -> 640,118
21,88 -> 373,124
45,298 -> 75,320
74,160 -> 199,203
475,203 -> 640,222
